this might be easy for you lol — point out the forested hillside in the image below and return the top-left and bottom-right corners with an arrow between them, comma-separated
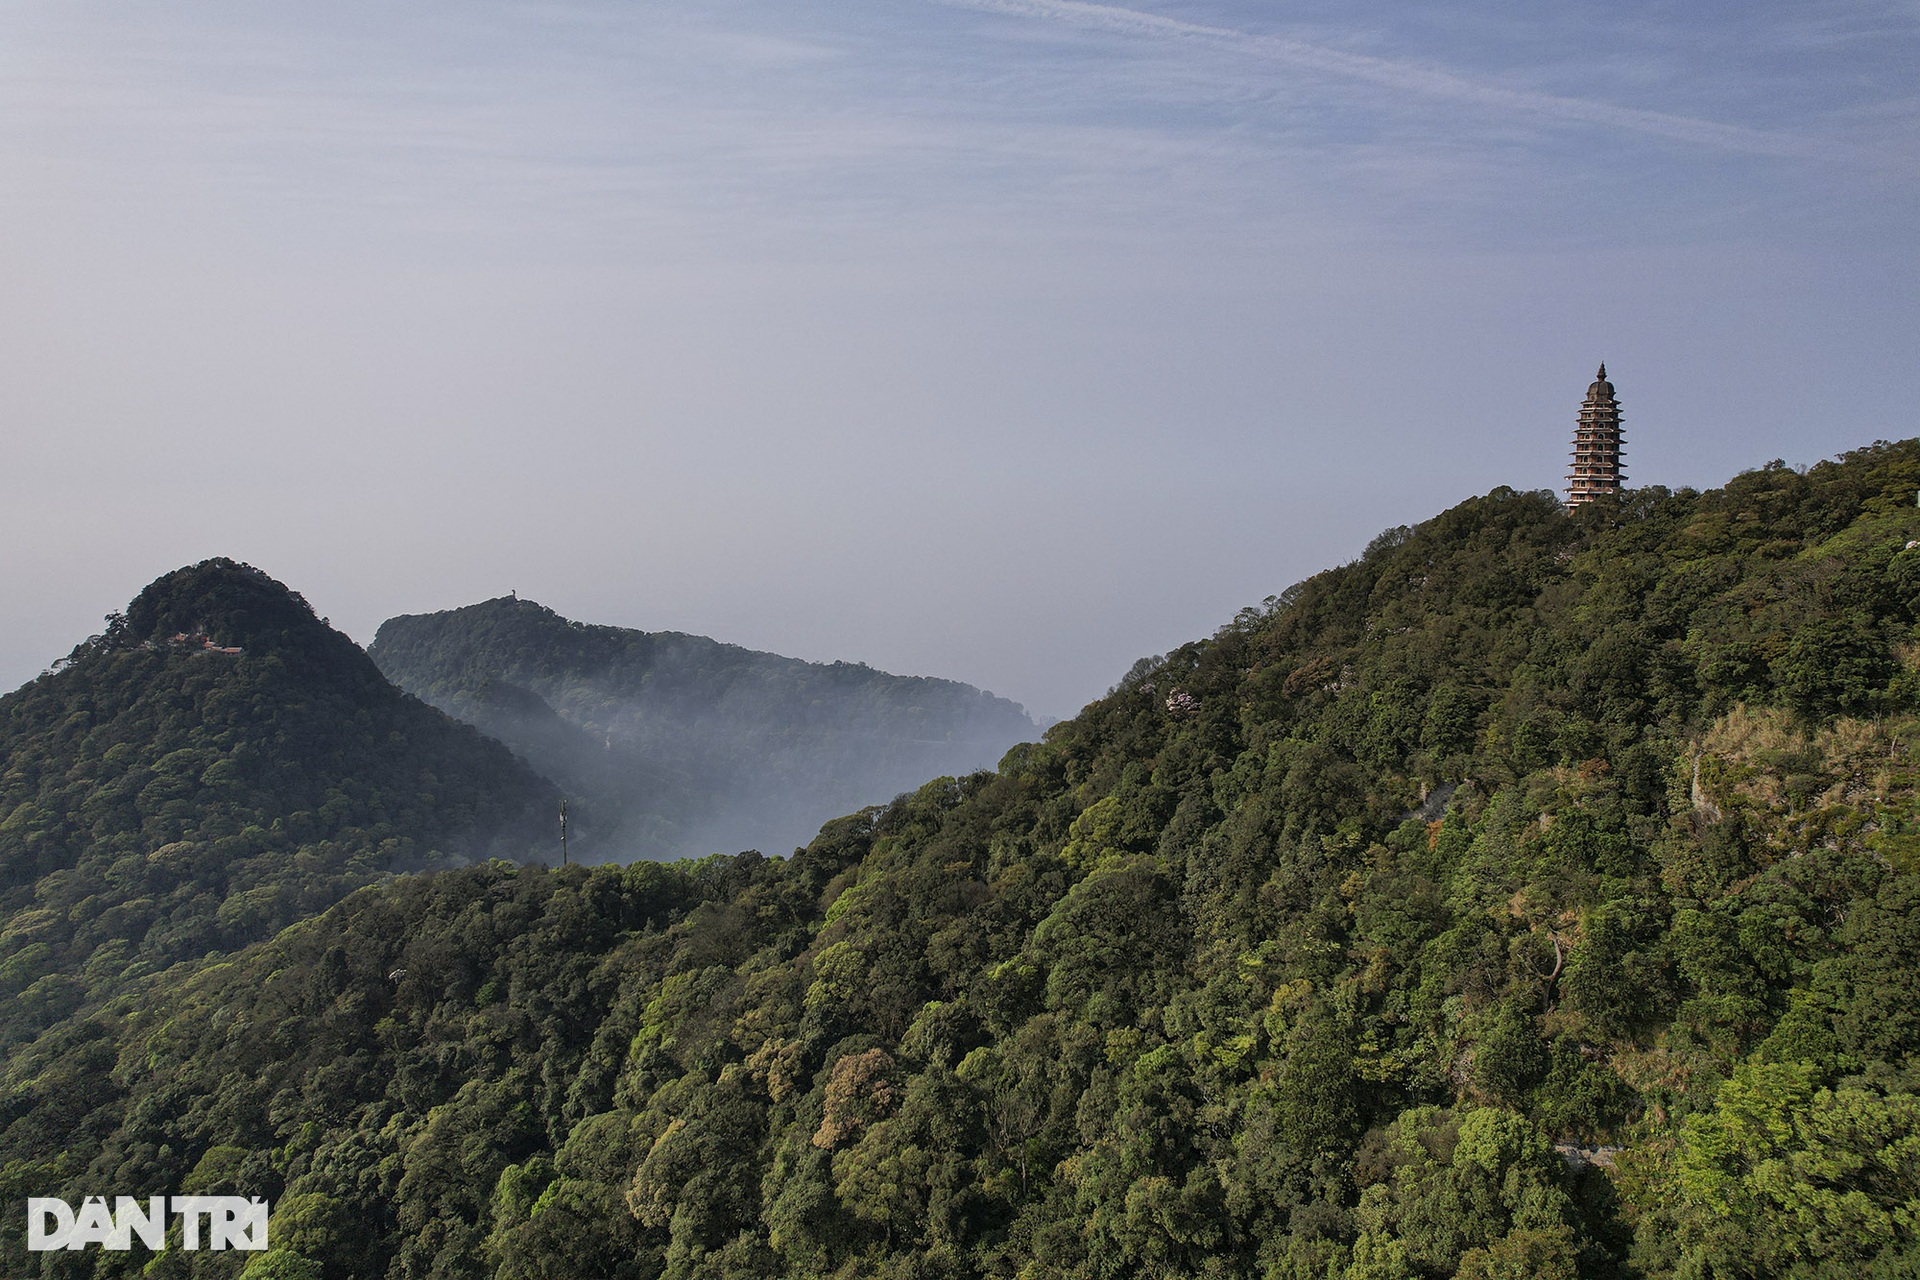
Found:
369,598 -> 1037,863
0,560 -> 557,1051
7,445 -> 1920,1280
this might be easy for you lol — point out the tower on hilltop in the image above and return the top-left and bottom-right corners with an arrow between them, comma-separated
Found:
1566,363 -> 1625,507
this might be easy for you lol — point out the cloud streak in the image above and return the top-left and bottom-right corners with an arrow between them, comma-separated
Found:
950,0 -> 1893,165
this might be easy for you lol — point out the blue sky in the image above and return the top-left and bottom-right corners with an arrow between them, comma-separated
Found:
1,0 -> 1915,719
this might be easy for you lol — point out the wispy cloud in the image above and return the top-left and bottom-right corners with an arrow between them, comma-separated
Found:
948,0 -> 1895,165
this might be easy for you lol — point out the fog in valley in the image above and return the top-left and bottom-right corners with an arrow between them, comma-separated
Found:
370,596 -> 1039,863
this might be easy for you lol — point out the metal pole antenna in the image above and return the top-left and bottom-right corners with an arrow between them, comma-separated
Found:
560,800 -> 569,867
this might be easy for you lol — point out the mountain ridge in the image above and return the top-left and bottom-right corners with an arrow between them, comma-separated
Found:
369,595 -> 1040,862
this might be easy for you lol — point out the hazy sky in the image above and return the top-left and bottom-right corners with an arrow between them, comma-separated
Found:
2,0 -> 1914,720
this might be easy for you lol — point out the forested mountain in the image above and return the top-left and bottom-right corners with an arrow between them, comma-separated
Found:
7,444 -> 1920,1280
0,560 -> 557,1050
368,598 -> 1038,863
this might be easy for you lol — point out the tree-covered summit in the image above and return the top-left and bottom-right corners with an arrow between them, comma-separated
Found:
0,559 -> 558,1048
113,558 -> 371,678
369,596 -> 1038,863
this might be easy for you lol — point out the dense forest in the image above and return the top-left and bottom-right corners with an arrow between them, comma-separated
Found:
0,560 -> 556,1052
369,598 -> 1037,863
6,443 -> 1920,1279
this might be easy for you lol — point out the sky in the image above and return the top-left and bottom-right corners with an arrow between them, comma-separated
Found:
1,0 -> 1915,722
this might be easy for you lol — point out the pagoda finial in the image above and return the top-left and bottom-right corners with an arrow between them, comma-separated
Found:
1596,362 -> 1607,380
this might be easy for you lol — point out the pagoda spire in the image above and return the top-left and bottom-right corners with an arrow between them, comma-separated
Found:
1565,364 -> 1625,508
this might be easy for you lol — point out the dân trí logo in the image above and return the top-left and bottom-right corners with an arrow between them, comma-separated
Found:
26,1196 -> 268,1251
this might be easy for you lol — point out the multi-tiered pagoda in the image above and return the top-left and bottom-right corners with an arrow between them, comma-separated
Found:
1566,364 -> 1625,507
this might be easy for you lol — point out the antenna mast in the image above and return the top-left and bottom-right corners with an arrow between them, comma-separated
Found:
559,799 -> 569,867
